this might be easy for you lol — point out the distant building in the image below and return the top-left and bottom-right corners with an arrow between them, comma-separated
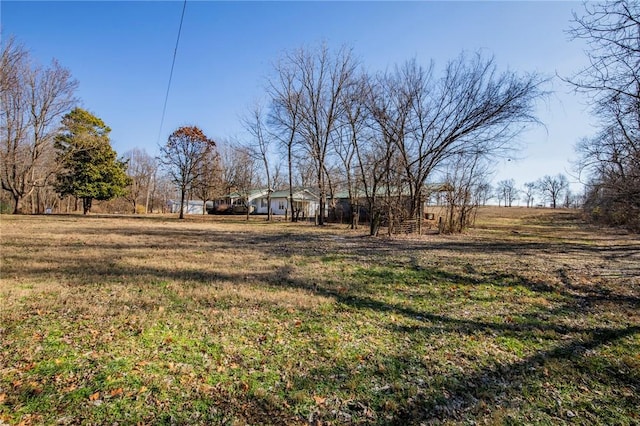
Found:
167,199 -> 207,215
253,189 -> 320,218
209,189 -> 269,214
207,188 -> 320,218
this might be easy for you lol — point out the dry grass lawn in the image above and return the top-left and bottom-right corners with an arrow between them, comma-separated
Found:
1,208 -> 639,425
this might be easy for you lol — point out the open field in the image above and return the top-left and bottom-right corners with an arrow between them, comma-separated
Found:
1,208 -> 639,425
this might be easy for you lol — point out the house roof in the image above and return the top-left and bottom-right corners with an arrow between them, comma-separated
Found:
331,183 -> 451,199
168,199 -> 205,205
227,188 -> 269,200
266,189 -> 319,201
223,188 -> 319,202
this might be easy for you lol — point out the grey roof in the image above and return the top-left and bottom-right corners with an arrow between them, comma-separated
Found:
331,183 -> 450,199
260,188 -> 319,201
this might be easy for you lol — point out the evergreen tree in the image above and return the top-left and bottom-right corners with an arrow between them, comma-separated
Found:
55,108 -> 130,214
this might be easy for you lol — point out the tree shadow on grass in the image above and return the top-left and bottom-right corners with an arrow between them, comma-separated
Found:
263,258 -> 637,415
262,266 -> 640,423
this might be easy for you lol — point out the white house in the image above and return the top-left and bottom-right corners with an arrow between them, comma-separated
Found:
253,189 -> 319,218
210,189 -> 269,214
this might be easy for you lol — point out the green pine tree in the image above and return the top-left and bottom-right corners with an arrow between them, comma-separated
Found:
55,108 -> 130,214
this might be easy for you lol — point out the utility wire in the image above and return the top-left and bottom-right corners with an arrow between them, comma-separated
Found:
157,0 -> 187,146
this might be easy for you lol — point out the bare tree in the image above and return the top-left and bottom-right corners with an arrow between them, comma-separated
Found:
567,1 -> 639,230
364,65 -> 415,235
229,145 -> 258,221
579,124 -> 640,228
269,57 -> 305,222
332,124 -> 360,226
152,173 -> 176,213
270,162 -> 286,190
537,174 -> 569,208
191,148 -> 223,215
567,1 -> 639,113
562,189 -> 575,208
407,54 -> 543,219
442,153 -> 492,233
475,181 -> 493,206
1,37 -> 78,213
523,181 -> 537,207
243,104 -> 274,220
274,43 -> 358,225
123,148 -> 156,214
333,73 -> 370,228
158,126 -> 216,219
496,179 -> 519,207
364,53 -> 545,230
354,118 -> 402,236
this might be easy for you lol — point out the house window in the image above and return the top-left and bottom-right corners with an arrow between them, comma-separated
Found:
278,201 -> 286,210
261,199 -> 267,208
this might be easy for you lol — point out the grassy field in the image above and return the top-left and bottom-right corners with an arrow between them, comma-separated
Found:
1,208 -> 639,425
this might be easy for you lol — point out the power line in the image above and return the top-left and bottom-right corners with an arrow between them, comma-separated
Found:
157,0 -> 187,146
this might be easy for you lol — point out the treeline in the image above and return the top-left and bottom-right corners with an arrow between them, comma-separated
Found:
567,0 -> 640,232
155,46 -> 547,234
494,174 -> 581,208
1,35 -> 547,235
4,1 -> 635,233
0,38 -> 215,216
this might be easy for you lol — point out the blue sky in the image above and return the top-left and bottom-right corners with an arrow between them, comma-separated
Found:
2,1 -> 592,195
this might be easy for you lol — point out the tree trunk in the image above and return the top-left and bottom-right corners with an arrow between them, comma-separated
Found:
289,196 -> 295,222
267,193 -> 272,221
350,200 -> 356,230
370,211 -> 380,236
179,187 -> 186,219
82,197 -> 92,215
288,144 -> 295,223
317,170 -> 325,226
145,185 -> 151,214
12,194 -> 22,214
417,198 -> 423,235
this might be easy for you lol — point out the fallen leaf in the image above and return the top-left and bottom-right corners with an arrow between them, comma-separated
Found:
200,383 -> 214,393
109,387 -> 123,397
314,395 -> 326,405
89,391 -> 100,401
